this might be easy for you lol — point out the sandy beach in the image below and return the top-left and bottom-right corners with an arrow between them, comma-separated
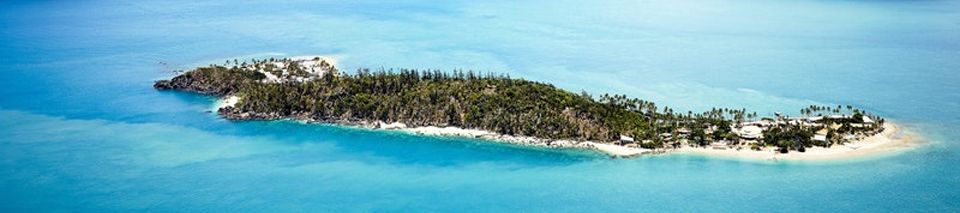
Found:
214,95 -> 240,109
386,122 -> 918,161
392,124 -> 651,157
212,95 -> 240,111
672,122 -> 920,161
273,116 -> 919,160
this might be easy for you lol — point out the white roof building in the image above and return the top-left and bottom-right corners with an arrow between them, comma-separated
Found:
862,116 -> 875,124
738,126 -> 763,139
813,134 -> 827,142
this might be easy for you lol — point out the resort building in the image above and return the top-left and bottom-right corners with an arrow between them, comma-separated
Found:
828,115 -> 851,119
738,125 -> 763,140
813,134 -> 827,142
619,135 -> 635,145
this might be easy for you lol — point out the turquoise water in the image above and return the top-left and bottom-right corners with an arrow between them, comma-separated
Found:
2,0 -> 959,212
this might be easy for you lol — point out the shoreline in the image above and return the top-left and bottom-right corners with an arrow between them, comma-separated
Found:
213,98 -> 917,161
195,55 -> 918,161
677,122 -> 922,161
212,97 -> 653,157
383,121 -> 919,161
669,122 -> 920,161
397,124 -> 652,157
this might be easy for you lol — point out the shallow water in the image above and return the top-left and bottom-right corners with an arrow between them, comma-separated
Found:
1,0 -> 959,212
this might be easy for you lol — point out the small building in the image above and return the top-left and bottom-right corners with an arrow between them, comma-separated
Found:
738,125 -> 763,140
619,135 -> 635,145
812,134 -> 827,142
828,115 -> 850,119
862,116 -> 875,124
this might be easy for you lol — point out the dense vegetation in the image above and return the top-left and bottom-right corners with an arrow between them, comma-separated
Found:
154,66 -> 266,96
205,66 -> 653,141
155,60 -> 885,151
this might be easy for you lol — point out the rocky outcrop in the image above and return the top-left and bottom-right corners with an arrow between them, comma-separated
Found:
154,66 -> 265,97
154,75 -> 233,96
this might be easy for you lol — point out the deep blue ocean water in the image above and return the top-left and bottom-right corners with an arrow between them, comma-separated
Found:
1,0 -> 959,212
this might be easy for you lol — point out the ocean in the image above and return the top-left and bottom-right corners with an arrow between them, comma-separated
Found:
1,0 -> 958,212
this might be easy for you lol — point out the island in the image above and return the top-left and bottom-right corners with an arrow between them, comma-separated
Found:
155,56 -> 916,160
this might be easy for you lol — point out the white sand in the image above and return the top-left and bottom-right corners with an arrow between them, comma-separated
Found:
392,124 -> 648,157
403,126 -> 502,139
392,122 -> 915,160
674,123 -> 920,161
377,121 -> 408,129
584,142 -> 650,157
214,95 -> 240,110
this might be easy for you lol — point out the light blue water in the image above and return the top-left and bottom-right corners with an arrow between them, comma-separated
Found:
1,0 -> 959,212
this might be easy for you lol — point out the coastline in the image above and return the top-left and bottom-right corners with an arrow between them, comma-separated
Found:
386,121 -> 919,161
213,95 -> 240,110
213,97 -> 917,161
397,125 -> 651,157
212,97 -> 653,157
192,55 -> 918,161
670,122 -> 920,161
